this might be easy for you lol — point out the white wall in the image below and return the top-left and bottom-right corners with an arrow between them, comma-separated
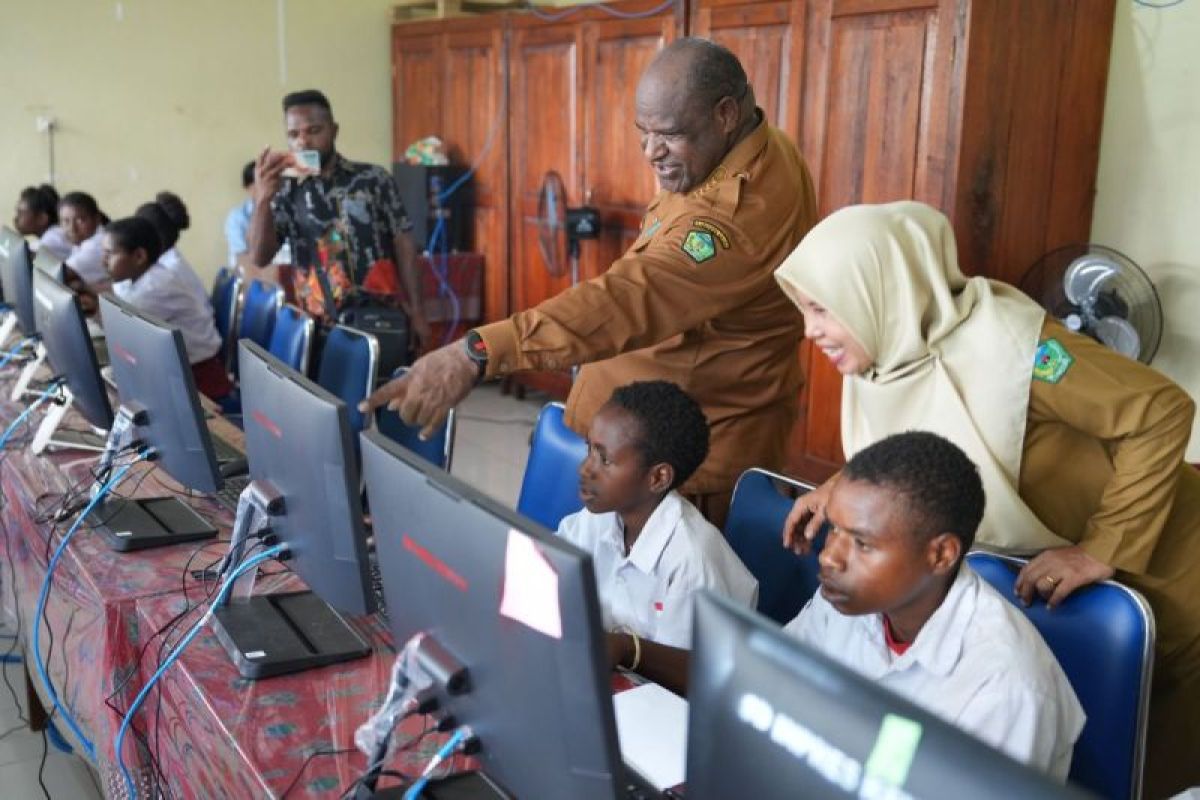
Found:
0,0 -> 397,276
1093,1 -> 1200,459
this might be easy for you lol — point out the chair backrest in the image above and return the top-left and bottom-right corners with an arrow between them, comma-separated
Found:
240,279 -> 283,350
373,367 -> 456,470
724,468 -> 823,625
516,402 -> 587,530
211,267 -> 242,371
316,324 -> 379,436
966,552 -> 1154,800
267,304 -> 315,375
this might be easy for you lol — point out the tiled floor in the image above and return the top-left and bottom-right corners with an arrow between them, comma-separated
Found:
0,382 -> 551,799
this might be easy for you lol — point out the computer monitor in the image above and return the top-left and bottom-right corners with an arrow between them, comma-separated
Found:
33,248 -> 65,283
208,340 -> 374,679
0,226 -> 37,336
361,429 -> 635,800
92,293 -> 223,551
30,270 -> 112,451
686,592 -> 1091,800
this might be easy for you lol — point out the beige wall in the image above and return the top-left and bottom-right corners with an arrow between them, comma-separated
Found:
0,0 -> 397,277
1093,2 -> 1200,459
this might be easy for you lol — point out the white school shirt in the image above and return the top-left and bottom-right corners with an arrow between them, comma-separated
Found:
65,226 -> 108,287
784,564 -> 1085,781
557,490 -> 758,648
114,262 -> 222,364
35,225 -> 73,261
159,247 -> 210,300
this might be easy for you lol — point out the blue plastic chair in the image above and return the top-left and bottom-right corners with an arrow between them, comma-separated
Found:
267,304 -> 315,375
316,324 -> 379,437
967,551 -> 1154,800
210,267 -> 242,372
724,467 -> 823,625
235,279 -> 283,377
374,367 -> 456,470
516,402 -> 587,531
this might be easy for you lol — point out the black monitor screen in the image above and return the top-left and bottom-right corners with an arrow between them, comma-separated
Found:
99,293 -> 220,494
0,226 -> 37,335
238,340 -> 374,615
687,593 -> 1088,800
360,429 -> 625,799
32,271 -> 113,431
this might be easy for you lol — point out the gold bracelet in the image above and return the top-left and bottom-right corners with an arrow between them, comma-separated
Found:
627,631 -> 642,672
613,625 -> 642,672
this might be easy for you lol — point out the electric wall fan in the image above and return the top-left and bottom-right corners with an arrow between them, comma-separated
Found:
1018,243 -> 1163,363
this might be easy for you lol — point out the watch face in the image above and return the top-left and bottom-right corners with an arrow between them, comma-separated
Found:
466,331 -> 488,363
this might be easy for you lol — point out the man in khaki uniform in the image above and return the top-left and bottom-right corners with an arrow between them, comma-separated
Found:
363,37 -> 817,525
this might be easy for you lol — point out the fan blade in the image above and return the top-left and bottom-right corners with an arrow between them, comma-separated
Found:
1063,255 -> 1120,308
1090,316 -> 1142,360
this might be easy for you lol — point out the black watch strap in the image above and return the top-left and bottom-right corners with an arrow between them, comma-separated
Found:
465,329 -> 488,382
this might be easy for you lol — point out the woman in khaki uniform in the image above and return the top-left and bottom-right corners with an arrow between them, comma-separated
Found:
773,201 -> 1200,798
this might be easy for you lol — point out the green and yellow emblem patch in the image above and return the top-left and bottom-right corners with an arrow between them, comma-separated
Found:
681,230 -> 716,263
1033,338 -> 1074,383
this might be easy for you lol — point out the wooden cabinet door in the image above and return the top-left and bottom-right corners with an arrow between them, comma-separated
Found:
580,10 -> 681,283
441,20 -> 509,323
690,0 -> 806,140
392,27 -> 444,159
393,18 -> 509,327
788,0 -> 958,480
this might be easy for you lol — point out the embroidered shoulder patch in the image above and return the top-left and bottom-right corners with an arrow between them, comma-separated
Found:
1033,338 -> 1074,383
691,218 -> 731,249
681,230 -> 716,263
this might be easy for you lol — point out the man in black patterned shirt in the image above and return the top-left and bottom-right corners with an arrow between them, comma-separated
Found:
248,89 -> 430,341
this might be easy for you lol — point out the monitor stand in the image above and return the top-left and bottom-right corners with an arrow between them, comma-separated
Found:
209,479 -> 371,679
30,385 -> 108,455
87,495 -> 218,552
85,401 -> 218,551
9,341 -> 46,401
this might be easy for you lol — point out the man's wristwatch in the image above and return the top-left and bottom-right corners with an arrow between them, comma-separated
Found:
464,329 -> 488,382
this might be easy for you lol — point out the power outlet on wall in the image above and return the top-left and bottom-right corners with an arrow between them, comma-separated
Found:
35,116 -> 56,133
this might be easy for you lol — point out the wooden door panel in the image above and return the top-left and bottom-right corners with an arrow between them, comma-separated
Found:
392,33 -> 442,158
509,26 -> 583,315
582,17 -> 672,282
815,7 -> 937,213
691,1 -> 803,138
442,25 -> 509,321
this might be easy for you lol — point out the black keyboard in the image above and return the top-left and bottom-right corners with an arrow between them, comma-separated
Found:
368,560 -> 388,620
214,474 -> 251,512
211,433 -> 242,464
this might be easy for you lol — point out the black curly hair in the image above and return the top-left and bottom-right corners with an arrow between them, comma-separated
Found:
106,216 -> 163,265
842,430 -> 985,552
606,380 -> 710,491
135,191 -> 190,251
19,184 -> 60,225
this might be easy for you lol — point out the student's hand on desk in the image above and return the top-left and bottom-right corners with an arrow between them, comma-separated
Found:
359,339 -> 476,441
782,476 -> 836,556
1014,546 -> 1115,609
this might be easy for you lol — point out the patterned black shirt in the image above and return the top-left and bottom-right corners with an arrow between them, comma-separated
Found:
270,153 -> 412,318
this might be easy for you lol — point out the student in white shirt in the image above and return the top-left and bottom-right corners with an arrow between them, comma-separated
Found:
136,191 -> 209,299
59,192 -> 111,315
13,184 -> 72,260
558,380 -> 758,651
627,431 -> 1085,780
102,216 -> 233,402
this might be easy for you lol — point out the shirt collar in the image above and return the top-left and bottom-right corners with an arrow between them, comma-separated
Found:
605,491 -> 684,574
855,563 -> 979,678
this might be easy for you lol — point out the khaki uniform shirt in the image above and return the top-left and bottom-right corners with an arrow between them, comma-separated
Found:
1017,320 -> 1200,793
476,119 -> 817,494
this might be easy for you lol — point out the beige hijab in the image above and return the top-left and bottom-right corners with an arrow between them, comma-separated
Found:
774,201 -> 1069,553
